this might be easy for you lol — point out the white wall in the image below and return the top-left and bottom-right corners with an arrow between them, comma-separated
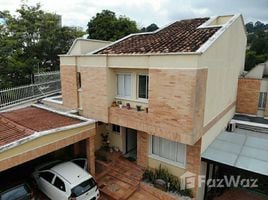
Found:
200,15 -> 247,126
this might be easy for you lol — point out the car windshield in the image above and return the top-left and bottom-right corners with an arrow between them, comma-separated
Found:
1,185 -> 29,200
71,178 -> 96,197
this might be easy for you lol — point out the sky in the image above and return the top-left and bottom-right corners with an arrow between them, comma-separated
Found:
1,0 -> 268,30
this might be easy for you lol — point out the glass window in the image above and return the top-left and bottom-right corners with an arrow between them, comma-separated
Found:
40,172 -> 54,183
151,136 -> 186,166
138,75 -> 149,99
1,185 -> 29,200
72,159 -> 86,169
71,178 -> 97,197
53,177 -> 66,192
112,124 -> 120,133
117,74 -> 131,98
258,92 -> 267,110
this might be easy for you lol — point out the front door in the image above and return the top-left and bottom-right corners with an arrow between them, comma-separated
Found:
125,128 -> 137,154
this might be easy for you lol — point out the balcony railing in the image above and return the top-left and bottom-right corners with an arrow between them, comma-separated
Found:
0,71 -> 61,109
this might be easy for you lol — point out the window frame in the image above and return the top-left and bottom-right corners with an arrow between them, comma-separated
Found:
116,73 -> 132,98
258,92 -> 267,110
149,136 -> 186,168
137,74 -> 149,101
39,171 -> 55,184
53,176 -> 66,192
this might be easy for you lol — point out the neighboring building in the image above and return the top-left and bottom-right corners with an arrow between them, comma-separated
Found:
236,61 -> 268,117
59,14 -> 247,199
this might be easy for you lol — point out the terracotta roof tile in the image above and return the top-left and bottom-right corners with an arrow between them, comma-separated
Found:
97,18 -> 220,54
0,107 -> 82,147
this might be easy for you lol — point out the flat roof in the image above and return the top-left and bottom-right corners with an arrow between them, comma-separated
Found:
202,128 -> 268,176
0,106 -> 86,149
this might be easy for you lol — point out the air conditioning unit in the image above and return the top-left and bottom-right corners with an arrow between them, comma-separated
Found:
226,121 -> 236,132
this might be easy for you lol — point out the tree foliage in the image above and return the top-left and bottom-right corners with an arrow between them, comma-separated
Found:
141,23 -> 159,32
87,10 -> 139,41
0,3 -> 84,88
245,21 -> 268,71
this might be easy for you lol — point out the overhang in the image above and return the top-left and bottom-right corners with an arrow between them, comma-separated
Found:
202,127 -> 268,176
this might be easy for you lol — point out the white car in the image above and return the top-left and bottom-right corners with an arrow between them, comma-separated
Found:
71,158 -> 88,171
32,161 -> 100,200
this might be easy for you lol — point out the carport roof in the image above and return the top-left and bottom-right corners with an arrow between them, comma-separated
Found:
202,126 -> 268,176
0,106 -> 83,148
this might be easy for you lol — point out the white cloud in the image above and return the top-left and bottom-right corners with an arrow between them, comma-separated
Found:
0,0 -> 267,30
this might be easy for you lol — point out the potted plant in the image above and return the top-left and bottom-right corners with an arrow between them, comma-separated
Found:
126,103 -> 131,109
112,101 -> 117,107
117,101 -> 123,108
136,105 -> 142,111
145,107 -> 148,113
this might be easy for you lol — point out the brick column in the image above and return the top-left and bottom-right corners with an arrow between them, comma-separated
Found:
73,142 -> 81,156
137,131 -> 148,168
186,138 -> 202,198
86,136 -> 95,176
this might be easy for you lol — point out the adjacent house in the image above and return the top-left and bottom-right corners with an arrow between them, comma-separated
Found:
59,14 -> 247,199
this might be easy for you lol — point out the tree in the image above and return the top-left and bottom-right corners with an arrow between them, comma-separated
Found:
244,21 -> 268,71
87,10 -> 139,41
141,23 -> 159,32
0,3 -> 84,88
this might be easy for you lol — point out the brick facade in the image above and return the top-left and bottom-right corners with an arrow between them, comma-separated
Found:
137,131 -> 149,168
236,78 -> 261,115
80,67 -> 110,122
60,65 -> 79,109
109,68 -> 207,145
86,135 -> 96,175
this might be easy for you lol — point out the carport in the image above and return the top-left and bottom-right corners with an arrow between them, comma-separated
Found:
202,120 -> 268,199
0,104 -> 96,175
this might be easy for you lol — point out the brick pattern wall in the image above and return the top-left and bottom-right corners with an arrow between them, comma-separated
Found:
80,67 -> 109,122
236,78 -> 261,115
109,68 -> 207,145
86,135 -> 96,175
60,65 -> 79,109
186,138 -> 202,197
264,100 -> 268,117
137,131 -> 149,168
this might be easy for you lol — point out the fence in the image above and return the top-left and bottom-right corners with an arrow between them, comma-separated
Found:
0,71 -> 61,109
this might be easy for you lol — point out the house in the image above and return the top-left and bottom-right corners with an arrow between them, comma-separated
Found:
59,14 -> 247,199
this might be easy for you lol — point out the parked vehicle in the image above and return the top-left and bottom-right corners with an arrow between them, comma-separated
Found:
32,161 -> 99,200
71,158 -> 88,171
0,183 -> 34,200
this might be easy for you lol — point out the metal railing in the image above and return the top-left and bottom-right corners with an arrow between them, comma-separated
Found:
0,72 -> 61,109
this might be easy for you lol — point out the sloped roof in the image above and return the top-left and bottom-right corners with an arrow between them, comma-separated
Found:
96,18 -> 220,54
0,107 -> 82,147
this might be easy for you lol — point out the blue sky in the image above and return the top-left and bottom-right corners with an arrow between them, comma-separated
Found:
1,0 -> 267,30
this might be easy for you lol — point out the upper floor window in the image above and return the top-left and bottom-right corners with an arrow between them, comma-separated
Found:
258,92 -> 267,110
117,74 -> 131,98
151,135 -> 186,167
138,75 -> 149,99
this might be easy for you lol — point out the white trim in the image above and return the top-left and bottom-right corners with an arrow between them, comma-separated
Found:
148,135 -> 186,169
196,14 -> 242,53
231,119 -> 268,129
115,97 -> 148,104
43,95 -> 63,105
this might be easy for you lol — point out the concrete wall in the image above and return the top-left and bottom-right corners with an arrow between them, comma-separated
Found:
200,15 -> 246,127
68,39 -> 111,55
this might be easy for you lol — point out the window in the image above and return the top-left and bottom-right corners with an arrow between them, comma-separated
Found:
117,74 -> 131,98
112,124 -> 120,133
258,92 -> 267,110
151,136 -> 186,167
40,172 -> 54,183
138,75 -> 149,99
71,178 -> 97,197
53,177 -> 66,192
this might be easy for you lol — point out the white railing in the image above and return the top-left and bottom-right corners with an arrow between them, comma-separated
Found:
0,79 -> 61,109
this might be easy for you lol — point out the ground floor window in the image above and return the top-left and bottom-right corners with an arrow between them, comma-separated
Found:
151,135 -> 186,167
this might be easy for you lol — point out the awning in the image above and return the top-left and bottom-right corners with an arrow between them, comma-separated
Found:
202,128 -> 268,176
